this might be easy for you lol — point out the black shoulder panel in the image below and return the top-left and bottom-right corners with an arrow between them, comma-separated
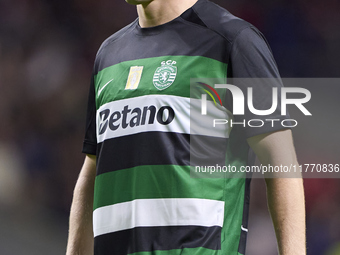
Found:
94,20 -> 138,73
93,0 -> 255,74
193,0 -> 252,43
180,6 -> 208,28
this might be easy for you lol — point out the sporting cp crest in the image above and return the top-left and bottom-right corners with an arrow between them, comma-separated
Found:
153,60 -> 177,90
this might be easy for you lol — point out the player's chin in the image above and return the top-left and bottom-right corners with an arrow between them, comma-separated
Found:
125,0 -> 153,5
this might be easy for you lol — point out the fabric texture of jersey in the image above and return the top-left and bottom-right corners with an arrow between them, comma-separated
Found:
82,0 -> 288,254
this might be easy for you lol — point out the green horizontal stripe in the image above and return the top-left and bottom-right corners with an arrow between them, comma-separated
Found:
93,165 -> 226,210
94,55 -> 227,110
94,165 -> 246,254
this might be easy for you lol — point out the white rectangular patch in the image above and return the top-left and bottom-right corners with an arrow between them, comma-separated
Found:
96,95 -> 231,143
93,198 -> 225,237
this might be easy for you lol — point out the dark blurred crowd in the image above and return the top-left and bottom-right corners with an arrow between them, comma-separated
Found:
0,0 -> 339,254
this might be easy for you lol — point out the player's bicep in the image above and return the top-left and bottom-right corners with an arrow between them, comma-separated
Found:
247,129 -> 296,163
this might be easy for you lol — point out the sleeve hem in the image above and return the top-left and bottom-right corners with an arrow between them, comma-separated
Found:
244,121 -> 292,139
82,140 -> 97,155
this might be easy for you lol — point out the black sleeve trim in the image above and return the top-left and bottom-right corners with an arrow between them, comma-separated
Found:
244,122 -> 291,139
82,73 -> 97,154
82,140 -> 97,155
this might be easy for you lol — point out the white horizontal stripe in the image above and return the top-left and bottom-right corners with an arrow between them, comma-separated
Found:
93,198 -> 225,237
96,95 -> 231,143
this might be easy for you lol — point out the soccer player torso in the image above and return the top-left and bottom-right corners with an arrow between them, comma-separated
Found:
89,1 -> 258,254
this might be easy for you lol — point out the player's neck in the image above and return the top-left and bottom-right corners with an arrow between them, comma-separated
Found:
137,0 -> 198,28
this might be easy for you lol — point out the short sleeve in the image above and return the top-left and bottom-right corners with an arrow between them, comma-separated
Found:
227,26 -> 290,138
229,26 -> 280,78
82,74 -> 97,155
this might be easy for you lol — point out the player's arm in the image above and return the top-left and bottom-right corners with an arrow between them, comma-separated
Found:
66,154 -> 96,255
247,129 -> 306,255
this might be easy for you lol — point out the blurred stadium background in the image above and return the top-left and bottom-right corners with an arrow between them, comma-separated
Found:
0,0 -> 339,254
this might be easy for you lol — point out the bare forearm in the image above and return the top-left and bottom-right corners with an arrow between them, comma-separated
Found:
66,155 -> 96,255
248,130 -> 306,254
266,177 -> 306,255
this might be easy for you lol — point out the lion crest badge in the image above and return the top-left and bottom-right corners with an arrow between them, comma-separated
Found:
153,60 -> 177,90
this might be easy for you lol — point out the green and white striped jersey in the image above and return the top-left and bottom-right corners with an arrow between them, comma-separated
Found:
82,0 -> 288,254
